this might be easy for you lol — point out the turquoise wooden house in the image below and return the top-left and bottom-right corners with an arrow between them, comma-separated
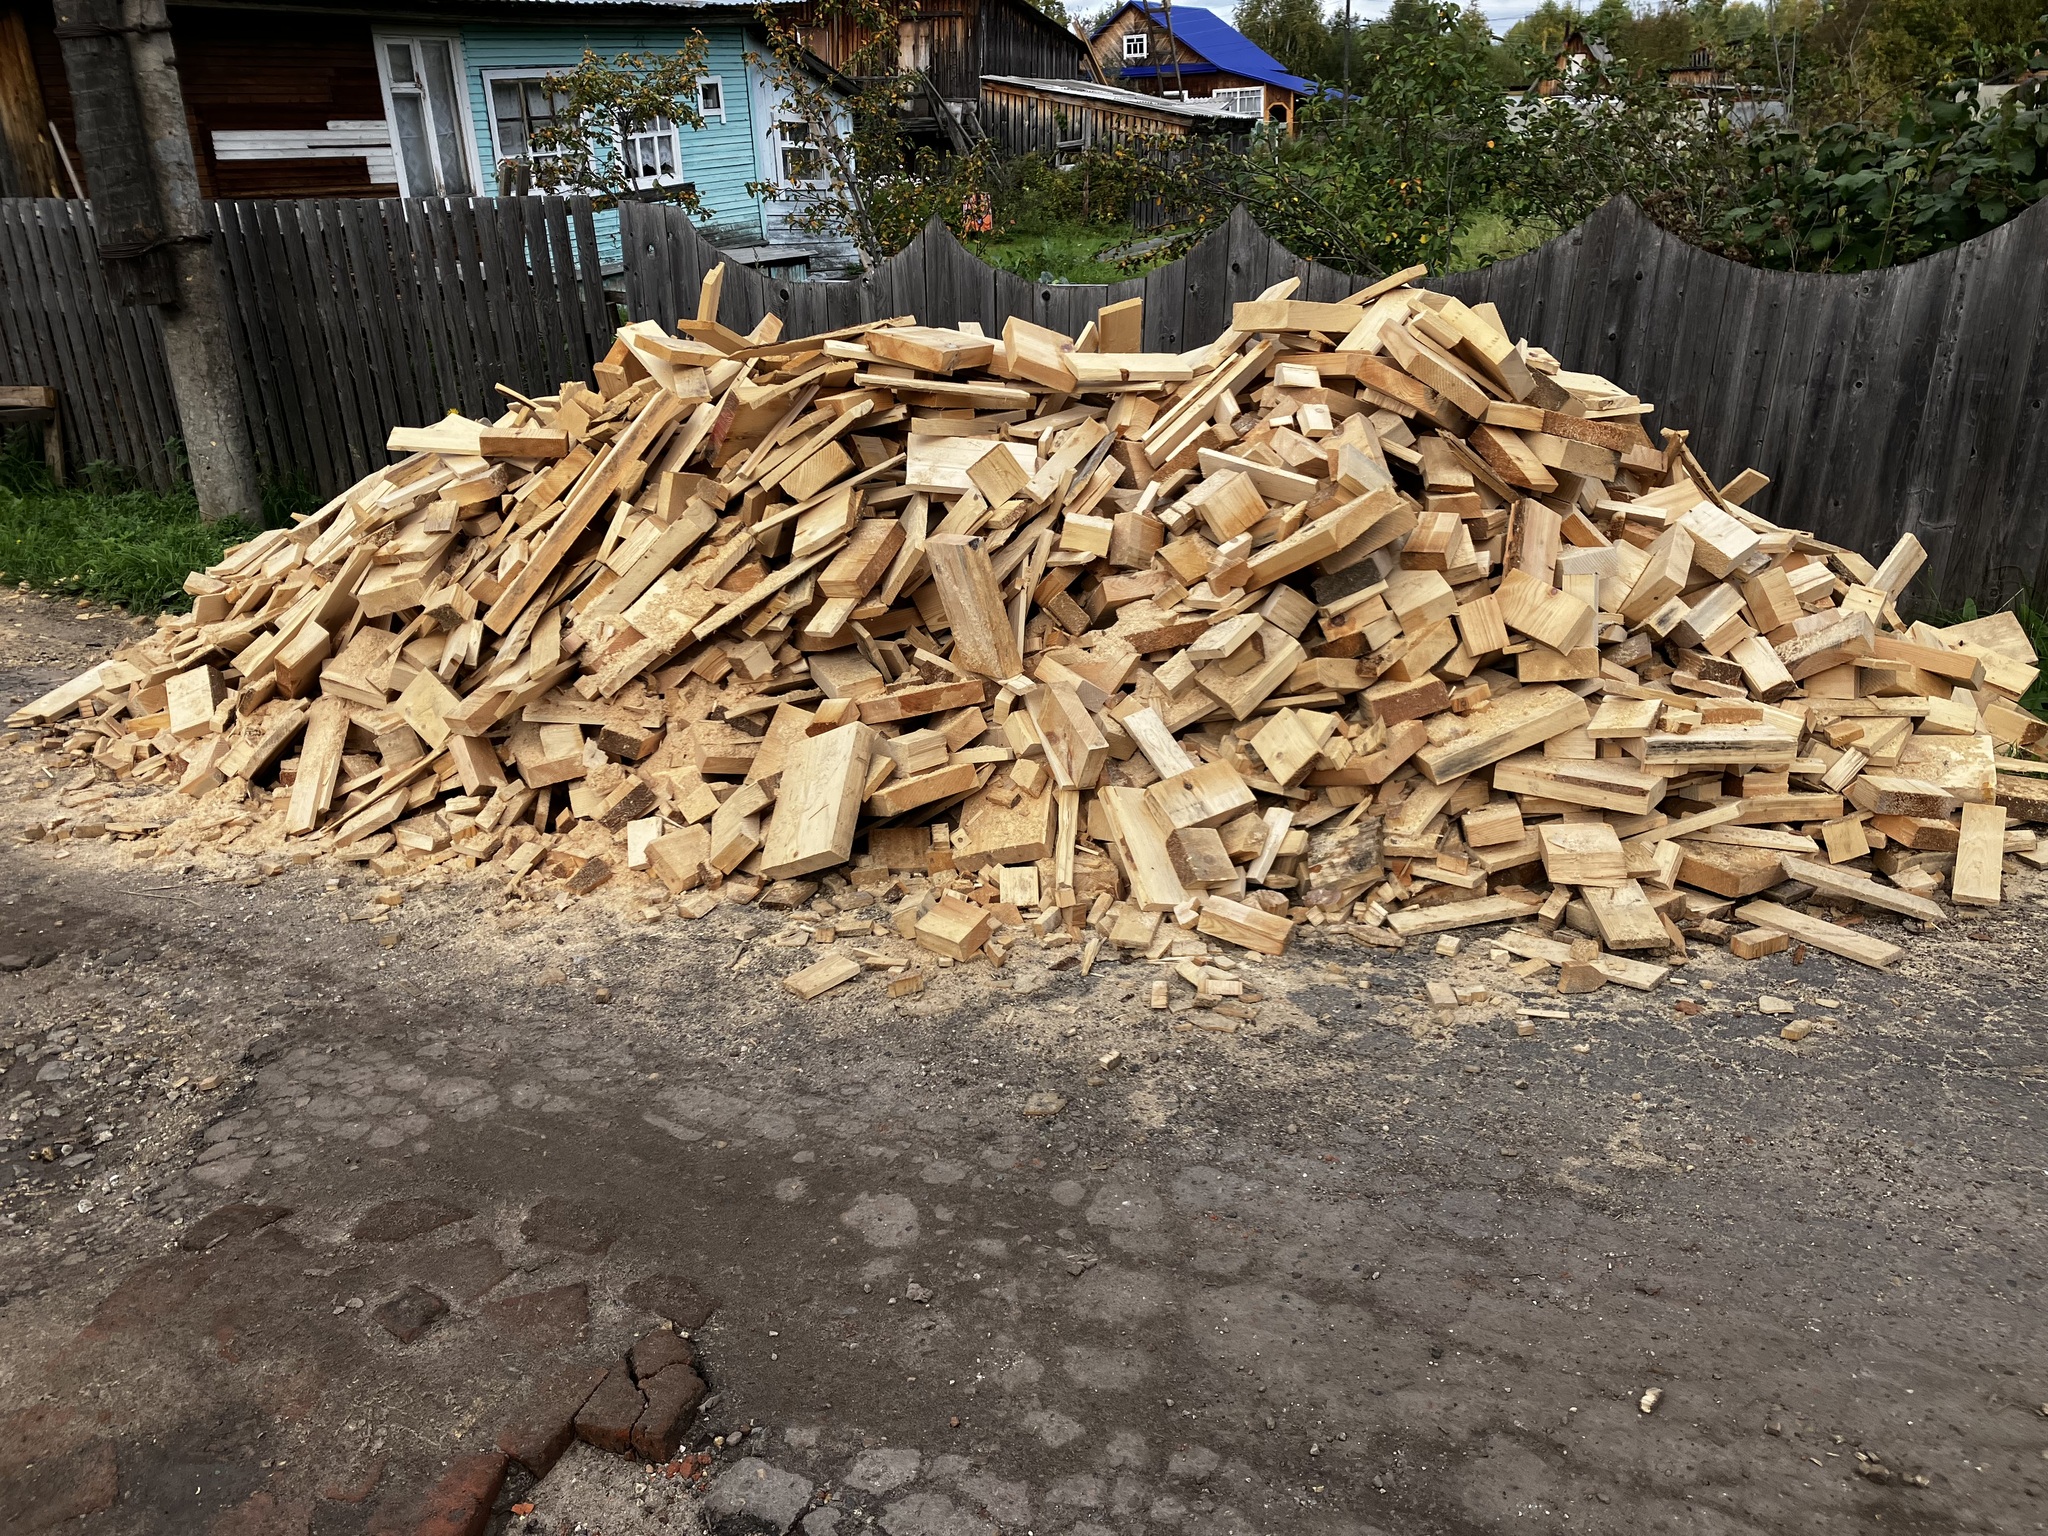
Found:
11,0 -> 861,275
449,10 -> 854,269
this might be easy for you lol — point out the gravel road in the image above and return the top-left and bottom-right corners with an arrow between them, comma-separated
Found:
4,585 -> 2046,1536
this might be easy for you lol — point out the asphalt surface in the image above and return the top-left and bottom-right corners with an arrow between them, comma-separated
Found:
5,586 -> 2048,1536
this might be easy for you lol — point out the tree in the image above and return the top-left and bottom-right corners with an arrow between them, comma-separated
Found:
744,0 -> 923,266
525,44 -> 713,214
1235,0 -> 1333,78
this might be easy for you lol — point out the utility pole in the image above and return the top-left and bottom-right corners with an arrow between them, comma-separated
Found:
52,0 -> 261,523
1158,0 -> 1186,99
1342,0 -> 1352,127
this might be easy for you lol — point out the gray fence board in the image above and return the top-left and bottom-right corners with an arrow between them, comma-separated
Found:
3,189 -> 2041,608
0,196 -> 612,497
1435,195 -> 2048,607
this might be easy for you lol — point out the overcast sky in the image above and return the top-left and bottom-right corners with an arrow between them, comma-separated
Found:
1162,0 -> 1550,37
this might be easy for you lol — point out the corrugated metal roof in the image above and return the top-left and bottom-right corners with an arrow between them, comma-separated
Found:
982,74 -> 1246,120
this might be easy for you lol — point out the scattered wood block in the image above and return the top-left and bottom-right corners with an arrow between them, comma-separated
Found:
1729,927 -> 1789,959
1953,801 -> 2007,907
915,895 -> 993,960
1734,901 -> 1903,969
784,954 -> 861,999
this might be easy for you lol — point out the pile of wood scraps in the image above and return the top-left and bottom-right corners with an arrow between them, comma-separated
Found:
14,261 -> 2047,1004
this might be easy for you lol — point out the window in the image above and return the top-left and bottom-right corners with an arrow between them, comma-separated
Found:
1210,86 -> 1262,116
777,121 -> 825,182
697,77 -> 726,122
376,34 -> 475,196
486,72 -> 567,186
623,116 -> 681,184
1122,31 -> 1148,60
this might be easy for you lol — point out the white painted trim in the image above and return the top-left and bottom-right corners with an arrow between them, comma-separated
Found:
697,75 -> 729,124
371,31 -> 484,197
210,122 -> 397,185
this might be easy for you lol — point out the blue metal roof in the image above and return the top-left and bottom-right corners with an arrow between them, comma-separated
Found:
1097,3 -> 1318,95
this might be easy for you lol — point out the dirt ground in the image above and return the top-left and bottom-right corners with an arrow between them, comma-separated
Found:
4,583 -> 2047,1536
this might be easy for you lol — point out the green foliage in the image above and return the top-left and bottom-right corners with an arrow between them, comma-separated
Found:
1720,78 -> 2047,266
1235,0 -> 1338,78
973,228 -> 1136,282
527,44 -> 713,215
1105,4 -> 1515,275
0,441 -> 253,615
748,0 -> 922,265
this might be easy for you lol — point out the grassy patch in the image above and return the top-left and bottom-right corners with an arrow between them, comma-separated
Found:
0,443 -> 253,616
968,222 -> 1152,284
1446,208 -> 1559,273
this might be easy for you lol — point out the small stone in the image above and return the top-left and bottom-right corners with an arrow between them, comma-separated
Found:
595,986 -> 613,1004
350,1196 -> 472,1243
1780,1019 -> 1813,1042
703,1457 -> 815,1535
178,1201 -> 292,1252
373,1283 -> 449,1343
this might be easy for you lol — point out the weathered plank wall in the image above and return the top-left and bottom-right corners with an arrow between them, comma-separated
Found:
620,201 -> 1358,354
1433,196 -> 2048,609
0,199 -> 183,486
6,188 -> 2043,609
0,195 -> 610,496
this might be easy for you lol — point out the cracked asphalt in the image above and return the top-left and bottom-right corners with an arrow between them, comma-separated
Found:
4,586 -> 2047,1536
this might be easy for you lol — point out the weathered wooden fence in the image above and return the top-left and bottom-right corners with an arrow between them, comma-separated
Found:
0,196 -> 611,497
1434,196 -> 2048,610
5,189 -> 2045,608
619,202 -> 1360,352
0,200 -> 184,488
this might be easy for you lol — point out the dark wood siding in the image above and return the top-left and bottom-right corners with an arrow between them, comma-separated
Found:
978,77 -> 1239,155
172,6 -> 393,198
19,0 -> 392,200
972,0 -> 1085,87
793,0 -> 1084,104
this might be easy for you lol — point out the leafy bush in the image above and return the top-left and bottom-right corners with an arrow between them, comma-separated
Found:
1718,79 -> 2046,267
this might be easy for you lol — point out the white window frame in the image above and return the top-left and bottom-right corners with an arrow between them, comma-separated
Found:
1210,86 -> 1262,116
480,68 -> 569,191
775,119 -> 828,186
622,115 -> 690,191
372,32 -> 482,197
696,76 -> 728,124
1122,31 -> 1148,60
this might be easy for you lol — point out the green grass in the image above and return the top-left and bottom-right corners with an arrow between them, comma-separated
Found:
967,223 -> 1151,284
1445,208 -> 1560,273
0,439 -> 255,616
